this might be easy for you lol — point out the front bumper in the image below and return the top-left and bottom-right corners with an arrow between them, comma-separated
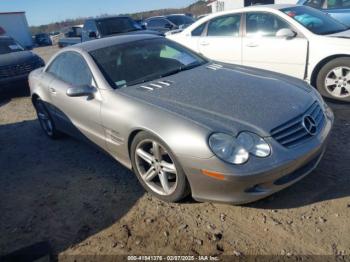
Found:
0,73 -> 28,87
179,105 -> 334,204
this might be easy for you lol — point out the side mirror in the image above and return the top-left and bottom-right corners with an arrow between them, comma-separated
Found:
88,31 -> 97,38
141,24 -> 147,30
66,85 -> 95,97
276,28 -> 297,39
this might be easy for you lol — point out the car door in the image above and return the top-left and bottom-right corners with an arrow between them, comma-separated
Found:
46,51 -> 105,147
242,12 -> 308,79
197,14 -> 242,65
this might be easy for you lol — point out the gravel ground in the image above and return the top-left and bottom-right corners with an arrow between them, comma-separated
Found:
0,46 -> 349,260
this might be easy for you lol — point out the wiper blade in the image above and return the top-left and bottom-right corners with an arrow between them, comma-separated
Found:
124,62 -> 205,87
160,63 -> 203,78
181,62 -> 203,71
160,68 -> 181,78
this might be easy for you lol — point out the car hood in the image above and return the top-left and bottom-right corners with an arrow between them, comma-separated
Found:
0,51 -> 39,67
121,64 -> 315,136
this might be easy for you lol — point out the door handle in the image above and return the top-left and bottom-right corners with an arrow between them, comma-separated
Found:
199,41 -> 209,46
49,87 -> 56,94
246,42 -> 258,47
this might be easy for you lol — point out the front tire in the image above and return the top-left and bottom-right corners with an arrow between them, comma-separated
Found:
316,57 -> 350,102
130,131 -> 190,202
33,98 -> 62,139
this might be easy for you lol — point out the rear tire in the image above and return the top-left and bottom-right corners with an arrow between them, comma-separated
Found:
316,57 -> 350,102
33,98 -> 62,139
130,131 -> 190,202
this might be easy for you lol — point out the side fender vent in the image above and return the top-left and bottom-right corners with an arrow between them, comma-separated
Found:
138,80 -> 174,91
206,64 -> 223,71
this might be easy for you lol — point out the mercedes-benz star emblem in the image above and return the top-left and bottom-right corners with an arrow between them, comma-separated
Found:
302,115 -> 317,136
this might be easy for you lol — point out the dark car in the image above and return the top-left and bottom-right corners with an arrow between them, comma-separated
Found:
298,0 -> 350,26
81,16 -> 162,42
134,19 -> 144,27
35,33 -> 52,46
58,25 -> 83,48
0,36 -> 45,91
144,14 -> 195,33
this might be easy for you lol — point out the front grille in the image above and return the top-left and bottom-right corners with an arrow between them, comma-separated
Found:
0,59 -> 43,79
271,102 -> 325,148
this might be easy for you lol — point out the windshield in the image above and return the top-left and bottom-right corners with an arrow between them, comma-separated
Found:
166,15 -> 194,26
96,17 -> 142,36
281,6 -> 348,35
89,38 -> 207,89
0,38 -> 24,55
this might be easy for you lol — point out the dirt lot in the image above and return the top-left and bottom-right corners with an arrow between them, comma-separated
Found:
0,46 -> 350,260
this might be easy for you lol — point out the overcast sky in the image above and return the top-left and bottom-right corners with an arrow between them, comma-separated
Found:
0,0 -> 197,26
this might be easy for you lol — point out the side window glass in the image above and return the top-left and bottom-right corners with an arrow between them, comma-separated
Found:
207,15 -> 241,37
147,19 -> 157,27
85,20 -> 93,31
246,13 -> 291,37
191,23 -> 206,36
158,19 -> 169,27
328,0 -> 350,8
47,53 -> 65,78
49,52 -> 93,86
148,18 -> 167,27
75,27 -> 82,37
304,0 -> 324,8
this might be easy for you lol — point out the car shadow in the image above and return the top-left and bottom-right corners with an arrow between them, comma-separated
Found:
0,98 -> 10,108
0,119 -> 145,259
247,103 -> 350,210
0,100 -> 349,259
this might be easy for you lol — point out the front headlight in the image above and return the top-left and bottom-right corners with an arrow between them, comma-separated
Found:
209,132 -> 271,165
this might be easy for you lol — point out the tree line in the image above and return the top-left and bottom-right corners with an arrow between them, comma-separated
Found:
30,0 -> 210,35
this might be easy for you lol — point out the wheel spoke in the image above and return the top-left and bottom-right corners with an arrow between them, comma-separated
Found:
38,113 -> 48,120
136,148 -> 154,165
325,78 -> 337,87
161,161 -> 176,174
143,166 -> 157,182
159,171 -> 170,194
332,86 -> 343,97
332,67 -> 344,78
152,141 -> 162,161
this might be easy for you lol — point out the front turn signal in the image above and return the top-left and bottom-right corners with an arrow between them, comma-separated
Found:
201,169 -> 225,181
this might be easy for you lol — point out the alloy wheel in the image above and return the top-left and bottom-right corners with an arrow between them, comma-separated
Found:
324,66 -> 350,98
135,139 -> 178,196
36,101 -> 54,136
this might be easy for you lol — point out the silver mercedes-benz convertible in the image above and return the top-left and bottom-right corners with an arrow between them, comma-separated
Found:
29,35 -> 334,204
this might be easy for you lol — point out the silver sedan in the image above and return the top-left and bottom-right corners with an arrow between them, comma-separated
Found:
29,35 -> 334,204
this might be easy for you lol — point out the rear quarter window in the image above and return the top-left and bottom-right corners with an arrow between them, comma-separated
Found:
191,23 -> 206,36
